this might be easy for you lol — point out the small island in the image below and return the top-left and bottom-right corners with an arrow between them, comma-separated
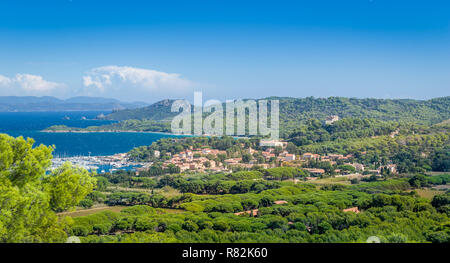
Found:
42,119 -> 172,133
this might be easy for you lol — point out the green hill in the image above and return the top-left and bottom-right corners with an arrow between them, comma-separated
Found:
101,96 -> 450,136
105,96 -> 450,123
276,96 -> 449,136
102,99 -> 178,121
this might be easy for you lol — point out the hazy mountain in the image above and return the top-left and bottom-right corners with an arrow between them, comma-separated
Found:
0,96 -> 148,112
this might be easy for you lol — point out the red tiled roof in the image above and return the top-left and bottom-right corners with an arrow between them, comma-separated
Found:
343,207 -> 360,213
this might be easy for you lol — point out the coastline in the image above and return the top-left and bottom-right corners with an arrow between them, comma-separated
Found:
41,129 -> 236,138
41,129 -> 177,136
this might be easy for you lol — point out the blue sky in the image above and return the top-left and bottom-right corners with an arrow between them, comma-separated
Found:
0,0 -> 449,102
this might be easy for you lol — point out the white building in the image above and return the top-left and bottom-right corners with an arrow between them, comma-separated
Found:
284,154 -> 296,161
259,140 -> 287,147
325,115 -> 340,125
351,163 -> 365,171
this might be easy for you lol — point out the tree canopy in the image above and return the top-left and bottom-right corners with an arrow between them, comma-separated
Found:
0,134 -> 96,242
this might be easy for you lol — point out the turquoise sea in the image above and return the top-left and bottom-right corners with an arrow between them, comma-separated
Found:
0,112 -> 178,157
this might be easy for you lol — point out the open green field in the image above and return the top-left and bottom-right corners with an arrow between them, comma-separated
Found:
308,176 -> 353,185
58,205 -> 127,218
414,188 -> 446,200
157,208 -> 186,214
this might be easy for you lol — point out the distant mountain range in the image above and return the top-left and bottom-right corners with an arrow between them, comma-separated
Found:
0,96 -> 148,112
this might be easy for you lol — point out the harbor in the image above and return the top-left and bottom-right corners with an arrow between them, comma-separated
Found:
51,153 -> 148,173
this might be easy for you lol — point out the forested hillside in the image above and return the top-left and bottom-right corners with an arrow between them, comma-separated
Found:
105,96 -> 450,124
277,96 -> 449,136
67,170 -> 450,243
102,99 -> 177,121
100,96 -> 450,137
44,119 -> 171,133
277,96 -> 449,124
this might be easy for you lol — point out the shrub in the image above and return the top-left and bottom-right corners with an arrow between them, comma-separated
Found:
93,224 -> 111,235
79,199 -> 94,209
182,220 -> 199,232
134,217 -> 157,231
71,226 -> 89,237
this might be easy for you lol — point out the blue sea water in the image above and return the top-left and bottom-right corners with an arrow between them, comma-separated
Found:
0,112 -> 178,157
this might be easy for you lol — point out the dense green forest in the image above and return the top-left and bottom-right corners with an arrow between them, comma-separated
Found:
276,96 -> 450,136
44,96 -> 450,137
1,131 -> 449,243
105,96 -> 450,124
69,169 -> 450,243
283,118 -> 450,173
3,96 -> 450,243
64,116 -> 450,243
126,119 -> 449,174
102,99 -> 177,121
44,119 -> 171,133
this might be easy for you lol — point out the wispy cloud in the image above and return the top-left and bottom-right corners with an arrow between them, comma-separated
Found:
81,66 -> 194,101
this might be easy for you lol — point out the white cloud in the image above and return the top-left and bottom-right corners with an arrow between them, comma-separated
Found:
0,66 -> 196,102
15,74 -> 62,92
0,75 -> 12,86
81,66 -> 194,101
0,73 -> 66,96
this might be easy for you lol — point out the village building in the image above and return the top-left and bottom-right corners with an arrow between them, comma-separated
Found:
202,148 -> 211,154
261,151 -> 275,160
234,209 -> 259,217
327,154 -> 344,160
378,164 -> 397,174
303,168 -> 325,175
259,140 -> 287,147
284,154 -> 295,161
325,115 -> 340,125
302,153 -> 320,160
351,163 -> 365,172
224,158 -> 242,165
343,207 -> 361,213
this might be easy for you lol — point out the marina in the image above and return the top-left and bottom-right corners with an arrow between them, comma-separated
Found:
51,153 -> 149,173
